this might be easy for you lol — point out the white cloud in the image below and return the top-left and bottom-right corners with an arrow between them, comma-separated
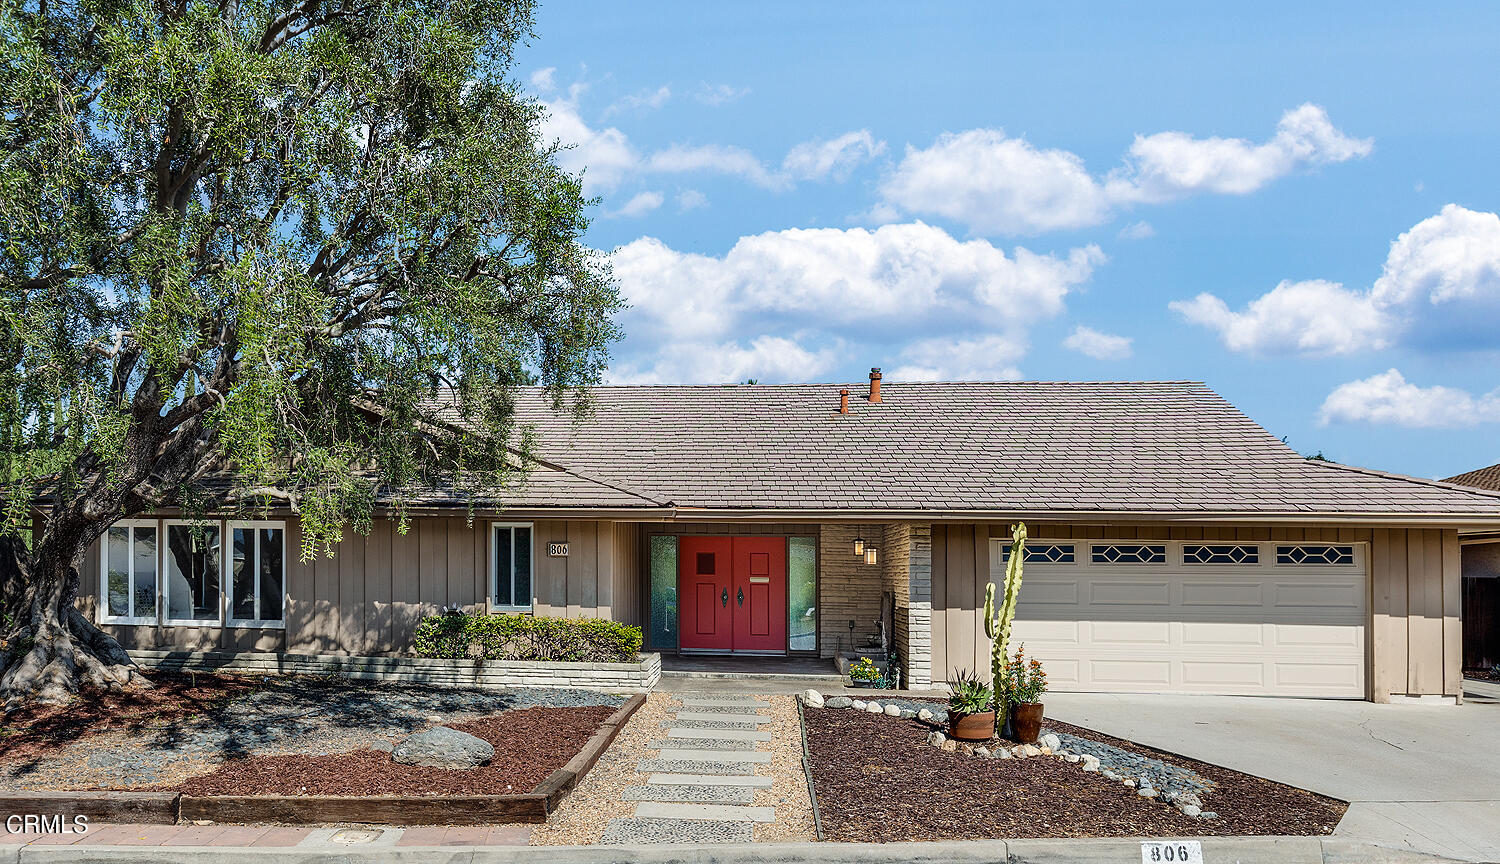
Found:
530,67 -> 557,92
607,335 -> 837,385
877,104 -> 1369,236
1318,369 -> 1500,428
1170,279 -> 1390,356
1174,205 -> 1500,356
694,83 -> 749,106
605,85 -> 671,116
675,189 -> 708,212
1118,221 -> 1155,240
608,223 -> 1104,383
646,144 -> 785,190
879,129 -> 1110,235
1107,104 -> 1372,204
781,130 -> 887,182
604,190 -> 664,219
890,335 -> 1025,382
539,98 -> 638,195
1063,325 -> 1133,360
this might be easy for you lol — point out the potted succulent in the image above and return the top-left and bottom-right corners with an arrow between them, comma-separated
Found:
849,656 -> 883,688
998,644 -> 1048,744
946,669 -> 996,741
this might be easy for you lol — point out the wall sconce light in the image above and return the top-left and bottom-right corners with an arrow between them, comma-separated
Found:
864,547 -> 879,566
853,537 -> 865,557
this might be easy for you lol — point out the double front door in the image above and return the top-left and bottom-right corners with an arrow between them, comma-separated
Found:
678,537 -> 787,653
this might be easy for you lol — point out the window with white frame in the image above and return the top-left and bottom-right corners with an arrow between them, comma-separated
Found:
229,523 -> 285,625
491,523 -> 534,610
163,522 -> 222,623
101,520 -> 159,623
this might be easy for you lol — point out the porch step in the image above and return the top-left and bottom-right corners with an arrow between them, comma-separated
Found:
674,711 -> 772,724
665,727 -> 772,742
654,749 -> 771,764
649,738 -> 758,751
599,817 -> 752,845
634,802 -> 775,823
637,759 -> 756,776
623,784 -> 756,805
662,719 -> 760,732
646,773 -> 772,787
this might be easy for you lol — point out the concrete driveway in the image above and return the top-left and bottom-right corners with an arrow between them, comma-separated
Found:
1047,688 -> 1500,863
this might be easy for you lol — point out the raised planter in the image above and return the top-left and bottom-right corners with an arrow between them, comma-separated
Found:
133,649 -> 662,692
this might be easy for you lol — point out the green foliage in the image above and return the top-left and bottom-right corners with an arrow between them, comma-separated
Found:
983,522 -> 1027,730
412,610 -> 642,663
947,668 -> 993,716
848,656 -> 882,683
0,0 -> 620,557
996,644 -> 1047,706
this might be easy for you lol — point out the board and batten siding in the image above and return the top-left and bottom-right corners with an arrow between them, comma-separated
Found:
926,522 -> 1463,702
81,516 -> 635,656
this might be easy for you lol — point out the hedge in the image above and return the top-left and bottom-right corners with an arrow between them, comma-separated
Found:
412,610 -> 643,663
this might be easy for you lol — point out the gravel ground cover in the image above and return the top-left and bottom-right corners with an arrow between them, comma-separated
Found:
753,695 -> 816,843
0,674 -> 623,792
803,706 -> 1345,842
175,705 -> 615,796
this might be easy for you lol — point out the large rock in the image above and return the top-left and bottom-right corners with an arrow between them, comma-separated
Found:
800,689 -> 825,708
1039,733 -> 1062,752
391,726 -> 494,770
825,696 -> 853,709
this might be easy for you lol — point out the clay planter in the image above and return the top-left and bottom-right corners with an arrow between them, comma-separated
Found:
1011,702 -> 1045,744
948,710 -> 996,741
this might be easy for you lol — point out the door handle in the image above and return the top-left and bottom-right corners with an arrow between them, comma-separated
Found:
737,587 -> 744,607
721,588 -> 729,608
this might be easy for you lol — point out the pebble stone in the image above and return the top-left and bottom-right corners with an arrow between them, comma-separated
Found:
1138,787 -> 1158,798
995,747 -> 1012,760
636,759 -> 756,776
1063,753 -> 1081,763
660,719 -> 759,731
600,816 -> 753,845
974,747 -> 990,758
940,740 -> 957,753
926,731 -> 946,747
622,785 -> 756,805
1199,811 -> 1219,820
648,738 -> 757,752
1180,804 -> 1202,818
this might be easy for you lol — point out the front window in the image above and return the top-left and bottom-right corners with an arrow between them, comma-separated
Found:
648,535 -> 678,651
788,536 -> 817,652
164,522 -> 222,623
102,521 -> 158,623
491,523 -> 534,610
229,523 -> 285,625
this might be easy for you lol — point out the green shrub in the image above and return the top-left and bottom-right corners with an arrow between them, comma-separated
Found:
412,610 -> 643,663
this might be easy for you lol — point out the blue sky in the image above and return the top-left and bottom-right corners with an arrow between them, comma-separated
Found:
515,1 -> 1500,481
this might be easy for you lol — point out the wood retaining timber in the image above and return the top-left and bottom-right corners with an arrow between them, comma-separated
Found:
0,791 -> 178,825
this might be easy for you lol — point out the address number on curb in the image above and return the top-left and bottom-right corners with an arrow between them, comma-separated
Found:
1141,840 -> 1203,864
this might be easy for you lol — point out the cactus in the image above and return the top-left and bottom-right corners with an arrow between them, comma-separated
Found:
983,522 -> 1027,733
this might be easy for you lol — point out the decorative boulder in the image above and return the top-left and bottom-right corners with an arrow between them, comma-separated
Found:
800,689 -> 825,708
391,726 -> 494,770
825,696 -> 853,709
926,730 -> 946,747
1039,732 -> 1062,752
851,700 -> 867,711
865,702 -> 883,714
883,704 -> 901,717
917,708 -> 934,723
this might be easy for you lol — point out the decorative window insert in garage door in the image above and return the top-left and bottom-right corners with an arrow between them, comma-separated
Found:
991,539 -> 1367,699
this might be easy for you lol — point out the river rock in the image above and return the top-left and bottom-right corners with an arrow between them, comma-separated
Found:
826,696 -> 853,709
800,689 -> 825,708
865,702 -> 884,714
884,704 -> 901,717
391,726 -> 494,770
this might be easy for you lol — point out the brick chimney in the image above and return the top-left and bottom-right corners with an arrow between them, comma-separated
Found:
839,388 -> 850,414
868,367 -> 882,403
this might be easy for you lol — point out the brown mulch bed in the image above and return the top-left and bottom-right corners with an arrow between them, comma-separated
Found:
803,707 -> 1346,841
174,705 -> 614,797
0,673 -> 254,765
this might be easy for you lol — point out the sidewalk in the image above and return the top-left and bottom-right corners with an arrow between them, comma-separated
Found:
0,832 -> 1468,863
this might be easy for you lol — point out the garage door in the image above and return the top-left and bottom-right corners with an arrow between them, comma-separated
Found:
993,540 -> 1367,698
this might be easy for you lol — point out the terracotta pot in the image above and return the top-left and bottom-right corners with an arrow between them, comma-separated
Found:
1011,702 -> 1044,744
948,710 -> 996,741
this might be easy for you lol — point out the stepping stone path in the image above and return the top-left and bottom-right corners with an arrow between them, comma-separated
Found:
600,693 -> 778,844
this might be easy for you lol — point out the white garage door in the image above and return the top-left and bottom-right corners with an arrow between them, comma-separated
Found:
993,539 -> 1367,698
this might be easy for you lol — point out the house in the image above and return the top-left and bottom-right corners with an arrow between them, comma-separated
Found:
80,373 -> 1500,702
1442,462 -> 1500,672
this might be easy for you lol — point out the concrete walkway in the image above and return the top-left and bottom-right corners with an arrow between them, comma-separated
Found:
1046,692 -> 1500,863
599,693 -> 778,843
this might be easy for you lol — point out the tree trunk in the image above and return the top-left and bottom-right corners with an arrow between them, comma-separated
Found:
0,526 -> 149,711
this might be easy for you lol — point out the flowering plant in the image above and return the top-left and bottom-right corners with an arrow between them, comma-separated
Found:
849,657 -> 883,682
997,644 -> 1047,706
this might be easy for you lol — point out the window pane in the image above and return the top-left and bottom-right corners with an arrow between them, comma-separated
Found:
493,527 -> 512,606
258,528 -> 283,621
231,528 -> 255,621
788,537 -> 817,652
132,526 -> 157,620
513,526 -> 531,607
107,526 -> 129,617
648,535 -> 678,651
167,525 -> 220,621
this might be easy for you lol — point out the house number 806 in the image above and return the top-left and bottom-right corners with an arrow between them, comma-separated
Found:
1141,840 -> 1203,864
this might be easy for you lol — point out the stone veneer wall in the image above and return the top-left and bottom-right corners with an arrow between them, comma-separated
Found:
882,524 -> 911,673
817,524 -> 886,658
903,525 -> 934,687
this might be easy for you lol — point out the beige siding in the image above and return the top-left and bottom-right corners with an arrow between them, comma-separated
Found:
611,522 -> 641,626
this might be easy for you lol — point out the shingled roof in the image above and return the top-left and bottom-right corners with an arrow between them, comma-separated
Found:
1445,462 -> 1500,492
429,381 -> 1500,522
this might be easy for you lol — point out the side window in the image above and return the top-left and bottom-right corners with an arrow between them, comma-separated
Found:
164,523 -> 222,623
101,522 -> 158,623
491,523 -> 534,610
229,523 -> 285,625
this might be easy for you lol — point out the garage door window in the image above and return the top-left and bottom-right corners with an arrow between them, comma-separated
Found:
1090,544 -> 1166,564
1276,545 -> 1355,565
1002,543 -> 1075,563
1183,544 -> 1259,565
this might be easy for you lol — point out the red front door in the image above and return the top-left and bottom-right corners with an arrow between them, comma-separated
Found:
678,537 -> 732,651
678,537 -> 788,653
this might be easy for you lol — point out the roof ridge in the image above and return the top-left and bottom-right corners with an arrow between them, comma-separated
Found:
1308,459 -> 1500,502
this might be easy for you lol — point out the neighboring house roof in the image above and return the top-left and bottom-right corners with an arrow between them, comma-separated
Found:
1445,462 -> 1500,492
427,381 -> 1500,521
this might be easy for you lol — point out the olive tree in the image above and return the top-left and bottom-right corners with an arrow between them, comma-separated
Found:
0,0 -> 619,706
